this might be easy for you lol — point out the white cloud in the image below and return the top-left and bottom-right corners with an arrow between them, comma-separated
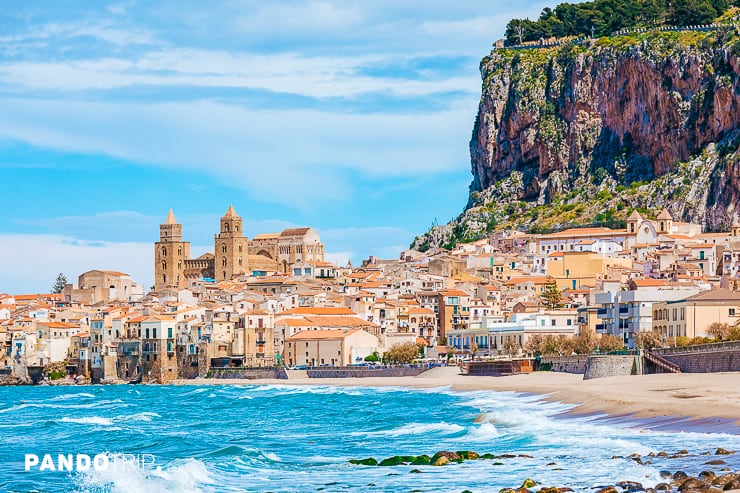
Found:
0,234 -> 154,293
0,97 -> 474,207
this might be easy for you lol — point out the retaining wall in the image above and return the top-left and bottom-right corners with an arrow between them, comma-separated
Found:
539,355 -> 589,374
652,341 -> 740,373
307,367 -> 426,378
583,355 -> 637,380
210,367 -> 287,379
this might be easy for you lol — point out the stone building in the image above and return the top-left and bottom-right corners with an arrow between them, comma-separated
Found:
154,206 -> 326,291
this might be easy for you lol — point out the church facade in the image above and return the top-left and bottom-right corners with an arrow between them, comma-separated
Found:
154,206 -> 325,291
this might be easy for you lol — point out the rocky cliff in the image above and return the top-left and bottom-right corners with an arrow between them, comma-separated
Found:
414,21 -> 740,250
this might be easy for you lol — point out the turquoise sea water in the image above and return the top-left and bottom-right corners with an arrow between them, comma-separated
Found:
1,384 -> 739,493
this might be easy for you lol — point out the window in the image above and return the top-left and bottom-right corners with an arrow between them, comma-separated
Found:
168,328 -> 173,338
153,328 -> 157,338
566,319 -> 572,326
730,308 -> 736,316
145,328 -> 150,339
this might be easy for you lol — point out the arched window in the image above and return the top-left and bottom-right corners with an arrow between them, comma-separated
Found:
162,247 -> 166,256
238,257 -> 242,266
222,244 -> 227,254
162,261 -> 167,270
144,342 -> 150,352
238,245 -> 242,253
222,270 -> 227,279
235,224 -> 239,232
222,256 -> 227,267
225,223 -> 230,232
178,261 -> 182,270
177,247 -> 182,256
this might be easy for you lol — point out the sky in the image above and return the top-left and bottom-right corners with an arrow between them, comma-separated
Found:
0,0 -> 556,294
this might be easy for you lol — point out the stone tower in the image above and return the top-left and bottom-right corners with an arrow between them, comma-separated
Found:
155,209 -> 191,291
214,205 -> 249,282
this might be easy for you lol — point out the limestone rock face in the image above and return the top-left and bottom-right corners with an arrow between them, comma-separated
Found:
413,27 -> 740,250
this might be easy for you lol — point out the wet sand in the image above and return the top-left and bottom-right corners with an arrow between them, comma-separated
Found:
171,368 -> 740,430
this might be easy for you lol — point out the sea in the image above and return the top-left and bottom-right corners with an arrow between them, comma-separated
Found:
1,384 -> 739,493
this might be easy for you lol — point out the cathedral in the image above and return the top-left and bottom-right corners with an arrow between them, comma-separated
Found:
154,206 -> 325,291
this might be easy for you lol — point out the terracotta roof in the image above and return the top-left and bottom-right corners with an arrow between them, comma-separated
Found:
657,208 -> 673,220
252,233 -> 280,240
628,210 -> 643,220
280,307 -> 356,316
685,288 -> 740,302
280,227 -> 311,237
631,278 -> 669,287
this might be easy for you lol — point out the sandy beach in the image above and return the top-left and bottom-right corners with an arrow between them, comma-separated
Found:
172,368 -> 740,428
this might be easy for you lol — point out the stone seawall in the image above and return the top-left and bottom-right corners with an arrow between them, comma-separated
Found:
307,367 -> 426,378
658,351 -> 740,373
210,368 -> 288,379
652,341 -> 740,373
583,355 -> 637,380
539,355 -> 589,374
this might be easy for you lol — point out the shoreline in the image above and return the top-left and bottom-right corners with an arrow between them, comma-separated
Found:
170,368 -> 740,431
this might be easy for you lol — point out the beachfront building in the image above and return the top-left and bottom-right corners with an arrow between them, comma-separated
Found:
284,329 -> 380,367
652,288 -> 740,341
481,310 -> 579,355
594,281 -> 703,348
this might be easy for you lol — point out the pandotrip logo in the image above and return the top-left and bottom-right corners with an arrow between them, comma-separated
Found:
24,453 -> 156,472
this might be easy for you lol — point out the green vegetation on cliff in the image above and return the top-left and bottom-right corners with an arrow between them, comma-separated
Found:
505,0 -> 740,44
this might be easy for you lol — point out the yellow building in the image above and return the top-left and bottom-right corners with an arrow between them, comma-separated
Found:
546,251 -> 631,290
652,288 -> 740,340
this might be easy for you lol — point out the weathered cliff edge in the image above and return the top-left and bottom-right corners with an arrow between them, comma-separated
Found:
414,24 -> 740,250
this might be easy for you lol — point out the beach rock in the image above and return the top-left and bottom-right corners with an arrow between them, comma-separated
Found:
657,452 -> 669,458
432,451 -> 460,463
707,460 -> 728,466
659,471 -> 673,479
674,471 -> 690,482
499,489 -> 516,493
349,458 -> 378,466
411,455 -> 431,465
515,488 -> 531,493
677,478 -> 710,491
378,455 -> 404,467
723,479 -> 740,490
700,471 -> 718,481
537,488 -> 559,493
646,489 -> 657,493
617,481 -> 644,491
502,454 -> 517,458
595,487 -> 619,493
712,474 -> 738,486
677,450 -> 689,455
655,483 -> 672,490
521,479 -> 537,488
409,469 -> 423,474
519,454 -> 534,458
716,449 -> 734,455
558,488 -> 574,492
546,462 -> 557,466
432,456 -> 450,467
456,451 -> 479,460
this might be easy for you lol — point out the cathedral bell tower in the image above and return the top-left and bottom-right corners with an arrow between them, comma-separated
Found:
214,205 -> 250,282
154,209 -> 190,291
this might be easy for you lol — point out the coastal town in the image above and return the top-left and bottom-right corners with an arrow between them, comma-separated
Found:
2,205 -> 740,384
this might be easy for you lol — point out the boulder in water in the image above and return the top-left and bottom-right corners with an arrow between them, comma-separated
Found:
349,458 -> 378,466
677,478 -> 710,491
521,479 -> 537,488
432,456 -> 450,466
456,451 -> 479,460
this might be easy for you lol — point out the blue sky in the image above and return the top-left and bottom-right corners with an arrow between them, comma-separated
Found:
0,0 -> 555,293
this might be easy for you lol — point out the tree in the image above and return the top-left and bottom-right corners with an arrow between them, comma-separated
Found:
51,273 -> 67,294
540,277 -> 564,310
635,331 -> 662,350
598,334 -> 625,352
364,352 -> 380,362
707,322 -> 730,340
502,338 -> 521,357
524,334 -> 545,356
384,342 -> 420,364
570,332 -> 597,354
